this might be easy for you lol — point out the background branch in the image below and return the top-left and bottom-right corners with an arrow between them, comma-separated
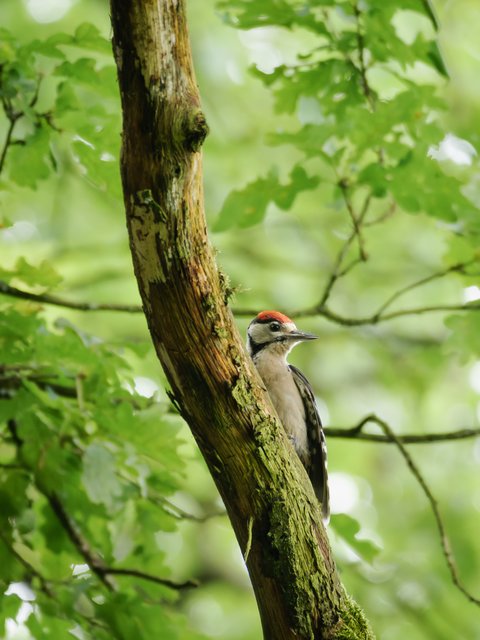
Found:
356,414 -> 480,607
4,275 -> 479,327
0,280 -> 142,312
374,260 -> 476,317
104,568 -> 198,590
325,424 -> 480,444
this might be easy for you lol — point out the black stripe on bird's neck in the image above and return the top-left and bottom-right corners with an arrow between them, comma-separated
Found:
248,337 -> 268,357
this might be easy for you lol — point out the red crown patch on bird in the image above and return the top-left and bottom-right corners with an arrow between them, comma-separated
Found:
255,310 -> 293,324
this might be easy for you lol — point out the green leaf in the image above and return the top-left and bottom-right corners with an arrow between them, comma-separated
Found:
390,150 -> 478,221
73,23 -> 112,54
0,257 -> 62,290
215,164 -> 319,230
24,37 -> 67,60
267,124 -> 332,158
444,311 -> 480,361
215,169 -> 279,231
330,513 -> 381,563
82,442 -> 123,511
26,611 -> 74,639
0,594 -> 22,636
7,125 -> 54,188
0,469 -> 31,522
54,58 -> 117,98
358,163 -> 387,197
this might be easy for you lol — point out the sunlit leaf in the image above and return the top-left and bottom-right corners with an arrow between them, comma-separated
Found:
330,513 -> 381,563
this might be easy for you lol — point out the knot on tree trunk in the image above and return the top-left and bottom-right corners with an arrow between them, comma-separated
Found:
182,108 -> 209,152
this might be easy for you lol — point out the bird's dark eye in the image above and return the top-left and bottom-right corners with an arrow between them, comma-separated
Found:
270,322 -> 281,332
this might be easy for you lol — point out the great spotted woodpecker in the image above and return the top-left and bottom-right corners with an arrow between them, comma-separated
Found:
247,310 -> 329,523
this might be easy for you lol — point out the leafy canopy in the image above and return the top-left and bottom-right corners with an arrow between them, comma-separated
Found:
1,1 -> 480,639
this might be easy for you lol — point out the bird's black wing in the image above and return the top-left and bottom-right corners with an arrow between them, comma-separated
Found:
289,364 -> 329,523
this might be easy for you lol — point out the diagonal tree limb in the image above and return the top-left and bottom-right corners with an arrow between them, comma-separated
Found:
45,492 -> 116,591
109,1 -> 374,638
356,414 -> 480,607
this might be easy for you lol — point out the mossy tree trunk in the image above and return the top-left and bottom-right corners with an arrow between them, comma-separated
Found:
109,2 -> 375,638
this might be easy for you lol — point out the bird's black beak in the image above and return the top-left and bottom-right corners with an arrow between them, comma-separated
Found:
287,330 -> 318,341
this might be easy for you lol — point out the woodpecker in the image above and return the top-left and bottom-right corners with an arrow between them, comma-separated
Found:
247,310 -> 329,523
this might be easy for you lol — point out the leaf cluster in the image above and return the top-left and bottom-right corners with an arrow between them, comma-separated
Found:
0,23 -> 120,193
0,272 -> 199,638
216,0 -> 480,240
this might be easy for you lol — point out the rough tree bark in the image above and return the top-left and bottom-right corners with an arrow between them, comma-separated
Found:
110,2 -> 374,638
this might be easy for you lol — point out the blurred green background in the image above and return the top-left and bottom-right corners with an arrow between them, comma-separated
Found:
0,0 -> 480,638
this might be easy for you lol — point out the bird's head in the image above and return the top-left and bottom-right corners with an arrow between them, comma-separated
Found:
247,310 -> 317,357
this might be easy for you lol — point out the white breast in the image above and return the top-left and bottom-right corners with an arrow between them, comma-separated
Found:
254,349 -> 309,462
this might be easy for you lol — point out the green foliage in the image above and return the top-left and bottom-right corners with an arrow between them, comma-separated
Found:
0,273 -> 196,635
1,1 -> 480,639
0,23 -> 120,195
330,514 -> 380,564
216,0 -> 480,240
0,257 -> 62,289
215,165 -> 319,230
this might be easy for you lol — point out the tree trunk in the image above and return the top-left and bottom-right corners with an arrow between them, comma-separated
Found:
109,2 -> 374,638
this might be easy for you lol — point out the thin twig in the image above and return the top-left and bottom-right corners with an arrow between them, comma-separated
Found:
45,493 -> 115,590
338,179 -> 368,261
0,530 -> 54,596
230,301 -> 480,323
352,1 -> 375,110
44,493 -> 196,591
0,112 -> 20,174
243,516 -> 254,563
374,260 -> 476,318
421,0 -> 439,30
356,414 -> 480,607
104,567 -> 198,590
324,424 -> 480,444
371,302 -> 480,324
158,496 -> 227,522
363,200 -> 396,227
318,192 -> 372,307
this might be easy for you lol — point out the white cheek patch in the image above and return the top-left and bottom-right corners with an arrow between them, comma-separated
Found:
249,323 -> 271,344
250,321 -> 298,344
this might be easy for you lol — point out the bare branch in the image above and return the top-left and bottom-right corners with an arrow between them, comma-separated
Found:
158,496 -> 227,522
231,302 -> 480,323
352,1 -> 375,110
104,567 -> 198,590
44,493 -> 196,591
3,266 -> 479,329
363,200 -> 396,227
374,260 -> 476,318
6,423 -> 188,595
0,105 -> 20,174
45,493 -> 115,590
0,530 -> 54,597
317,192 -> 372,307
338,179 -> 368,262
355,414 -> 480,607
325,424 -> 480,444
0,280 -> 142,313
